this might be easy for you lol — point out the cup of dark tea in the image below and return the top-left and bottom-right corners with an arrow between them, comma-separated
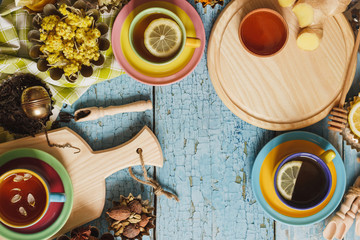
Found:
0,169 -> 66,228
274,150 -> 335,210
238,8 -> 288,57
128,7 -> 201,65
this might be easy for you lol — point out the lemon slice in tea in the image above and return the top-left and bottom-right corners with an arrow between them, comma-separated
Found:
349,101 -> 360,138
276,160 -> 302,201
144,18 -> 182,58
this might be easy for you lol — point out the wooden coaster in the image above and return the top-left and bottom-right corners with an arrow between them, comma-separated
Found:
208,0 -> 355,130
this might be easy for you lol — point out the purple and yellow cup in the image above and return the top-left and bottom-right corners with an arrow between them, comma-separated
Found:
273,150 -> 335,210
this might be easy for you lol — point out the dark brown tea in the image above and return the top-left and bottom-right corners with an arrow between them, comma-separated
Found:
283,157 -> 328,208
0,172 -> 47,226
132,13 -> 181,63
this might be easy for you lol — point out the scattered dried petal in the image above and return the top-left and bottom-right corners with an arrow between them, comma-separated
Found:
11,194 -> 22,203
27,193 -> 35,207
19,207 -> 27,216
24,173 -> 32,181
13,175 -> 24,182
122,224 -> 140,239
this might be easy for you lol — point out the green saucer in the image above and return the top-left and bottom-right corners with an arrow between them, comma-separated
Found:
0,148 -> 73,240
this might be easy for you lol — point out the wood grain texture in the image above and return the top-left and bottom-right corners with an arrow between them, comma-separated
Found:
56,75 -> 155,239
52,2 -> 360,240
208,0 -> 355,130
0,125 -> 163,238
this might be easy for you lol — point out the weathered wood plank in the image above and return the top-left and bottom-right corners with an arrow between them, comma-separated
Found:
154,2 -> 275,239
58,74 -> 154,238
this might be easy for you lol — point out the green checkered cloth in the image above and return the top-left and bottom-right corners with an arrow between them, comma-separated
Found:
0,0 -> 124,107
0,0 -> 124,142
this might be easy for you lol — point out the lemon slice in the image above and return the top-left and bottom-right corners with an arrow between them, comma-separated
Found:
276,160 -> 302,201
144,18 -> 182,58
349,101 -> 360,138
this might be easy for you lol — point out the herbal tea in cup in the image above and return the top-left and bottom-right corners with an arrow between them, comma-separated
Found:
239,8 -> 288,57
0,169 -> 65,228
128,7 -> 201,65
274,150 -> 335,210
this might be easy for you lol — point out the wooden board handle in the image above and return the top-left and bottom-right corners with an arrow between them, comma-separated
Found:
90,126 -> 163,179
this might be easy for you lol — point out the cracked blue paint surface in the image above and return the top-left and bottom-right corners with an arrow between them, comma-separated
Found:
56,1 -> 360,239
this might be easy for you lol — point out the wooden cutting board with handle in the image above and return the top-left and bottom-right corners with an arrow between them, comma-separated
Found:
0,126 -> 163,237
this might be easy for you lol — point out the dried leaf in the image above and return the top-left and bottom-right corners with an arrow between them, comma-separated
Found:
13,175 -> 24,182
19,207 -> 27,216
11,194 -> 22,203
27,193 -> 35,207
24,173 -> 32,181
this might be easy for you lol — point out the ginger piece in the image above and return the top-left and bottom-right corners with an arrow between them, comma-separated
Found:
296,28 -> 323,51
290,0 -> 351,51
278,0 -> 296,8
292,2 -> 315,28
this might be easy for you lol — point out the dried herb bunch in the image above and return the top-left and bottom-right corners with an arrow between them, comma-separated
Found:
57,225 -> 115,240
107,194 -> 155,239
0,73 -> 52,135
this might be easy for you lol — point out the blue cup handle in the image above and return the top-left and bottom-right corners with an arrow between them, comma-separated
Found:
49,193 -> 66,202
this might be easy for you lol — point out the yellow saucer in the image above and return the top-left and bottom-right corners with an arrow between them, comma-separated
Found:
259,140 -> 336,217
120,1 -> 196,77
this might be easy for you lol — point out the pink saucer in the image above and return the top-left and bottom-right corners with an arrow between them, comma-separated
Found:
0,157 -> 64,233
112,0 -> 205,85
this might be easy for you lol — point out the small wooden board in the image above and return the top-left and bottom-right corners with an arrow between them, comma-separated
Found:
0,126 -> 163,238
208,0 -> 355,130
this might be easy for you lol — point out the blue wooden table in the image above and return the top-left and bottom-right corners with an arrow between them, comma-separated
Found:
58,0 -> 360,239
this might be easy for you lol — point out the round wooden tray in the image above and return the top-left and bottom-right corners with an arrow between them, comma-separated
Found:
208,0 -> 355,131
